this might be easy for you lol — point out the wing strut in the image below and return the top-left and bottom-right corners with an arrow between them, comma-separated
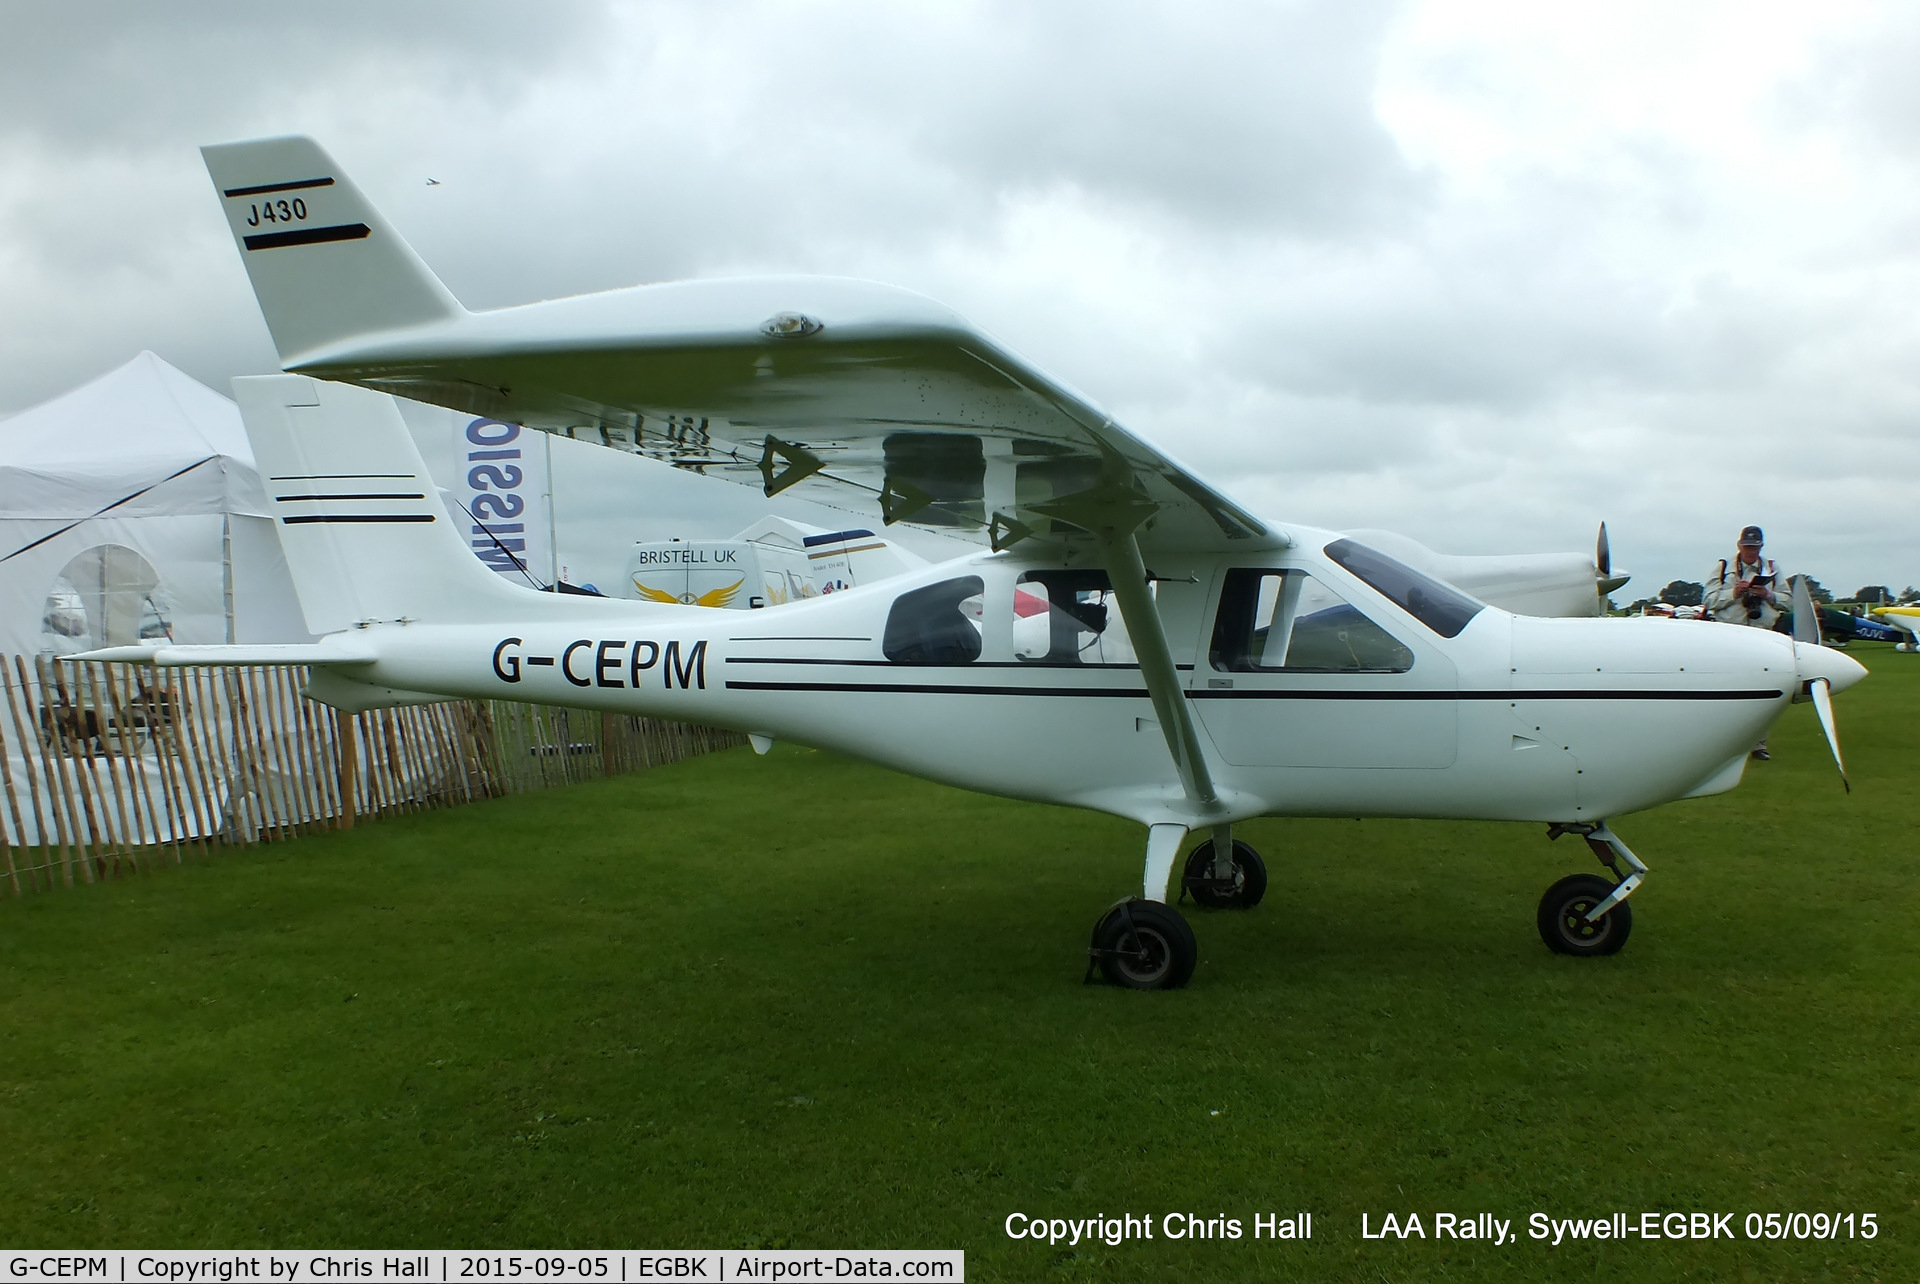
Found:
1103,531 -> 1218,809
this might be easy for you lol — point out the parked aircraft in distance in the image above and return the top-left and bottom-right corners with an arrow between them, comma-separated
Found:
1868,605 -> 1920,651
80,136 -> 1865,988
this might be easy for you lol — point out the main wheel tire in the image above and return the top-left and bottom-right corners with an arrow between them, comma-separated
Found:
1182,839 -> 1268,910
1537,873 -> 1632,957
1091,900 -> 1198,990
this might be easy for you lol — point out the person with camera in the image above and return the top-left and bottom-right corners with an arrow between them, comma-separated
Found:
1704,524 -> 1785,758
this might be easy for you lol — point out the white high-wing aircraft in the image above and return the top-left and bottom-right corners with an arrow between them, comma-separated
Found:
80,137 -> 1865,989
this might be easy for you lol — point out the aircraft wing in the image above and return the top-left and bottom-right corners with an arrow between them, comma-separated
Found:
1871,607 -> 1920,644
307,279 -> 1269,555
201,137 -> 1271,557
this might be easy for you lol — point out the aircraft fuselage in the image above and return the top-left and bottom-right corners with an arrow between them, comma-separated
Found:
340,534 -> 1816,829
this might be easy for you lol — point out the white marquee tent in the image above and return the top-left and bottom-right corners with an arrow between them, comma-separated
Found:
0,351 -> 310,655
0,354 -> 330,850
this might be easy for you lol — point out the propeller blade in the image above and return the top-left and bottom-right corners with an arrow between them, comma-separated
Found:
1809,676 -> 1850,793
1791,575 -> 1821,646
1591,522 -> 1630,598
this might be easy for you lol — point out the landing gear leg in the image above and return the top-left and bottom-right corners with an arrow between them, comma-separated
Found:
1210,822 -> 1233,882
1181,822 -> 1269,909
1086,824 -> 1198,989
1142,822 -> 1184,903
1539,822 -> 1647,956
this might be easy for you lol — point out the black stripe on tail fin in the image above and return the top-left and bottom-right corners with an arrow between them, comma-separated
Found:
202,136 -> 464,364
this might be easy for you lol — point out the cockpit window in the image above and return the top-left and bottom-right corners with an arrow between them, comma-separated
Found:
1324,538 -> 1484,639
1211,569 -> 1413,673
883,576 -> 984,664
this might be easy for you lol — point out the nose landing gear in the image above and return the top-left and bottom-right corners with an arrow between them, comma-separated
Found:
1539,822 -> 1646,956
1538,873 -> 1632,955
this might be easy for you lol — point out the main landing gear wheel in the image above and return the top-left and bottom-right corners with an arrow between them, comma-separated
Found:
1181,839 -> 1268,910
1087,899 -> 1198,990
1537,873 -> 1633,957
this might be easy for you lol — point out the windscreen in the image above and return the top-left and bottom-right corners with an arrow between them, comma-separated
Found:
1210,569 -> 1413,673
1324,539 -> 1484,639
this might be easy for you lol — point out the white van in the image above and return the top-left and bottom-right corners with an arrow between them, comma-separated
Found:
626,517 -> 923,609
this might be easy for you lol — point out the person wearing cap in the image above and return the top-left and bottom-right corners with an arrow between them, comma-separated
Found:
1704,524 -> 1786,758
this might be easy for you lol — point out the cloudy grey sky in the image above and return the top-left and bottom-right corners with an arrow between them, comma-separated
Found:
4,0 -> 1919,597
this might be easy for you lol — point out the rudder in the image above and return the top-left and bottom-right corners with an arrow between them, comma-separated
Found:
233,375 -> 527,635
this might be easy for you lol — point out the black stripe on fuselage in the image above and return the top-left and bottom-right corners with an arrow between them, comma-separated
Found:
725,657 -> 1186,670
279,514 -> 435,525
274,493 -> 426,502
727,680 -> 1151,698
244,222 -> 370,251
1192,688 -> 1785,702
722,679 -> 1783,701
223,177 -> 336,198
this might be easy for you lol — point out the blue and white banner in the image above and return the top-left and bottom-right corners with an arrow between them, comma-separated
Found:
452,417 -> 553,586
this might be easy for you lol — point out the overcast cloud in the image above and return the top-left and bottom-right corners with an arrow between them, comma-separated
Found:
3,0 -> 1918,597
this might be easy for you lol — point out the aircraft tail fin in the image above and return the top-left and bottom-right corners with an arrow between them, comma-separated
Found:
232,375 -> 530,635
201,136 -> 464,364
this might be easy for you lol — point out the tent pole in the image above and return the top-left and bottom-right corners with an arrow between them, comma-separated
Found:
221,513 -> 235,644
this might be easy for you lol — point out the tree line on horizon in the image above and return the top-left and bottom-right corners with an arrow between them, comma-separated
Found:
1621,581 -> 1919,614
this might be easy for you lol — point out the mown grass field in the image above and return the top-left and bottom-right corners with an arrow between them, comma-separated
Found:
2,647 -> 1916,1281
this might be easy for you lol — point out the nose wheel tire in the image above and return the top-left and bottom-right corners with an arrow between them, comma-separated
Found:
1088,899 -> 1198,990
1181,839 -> 1268,909
1538,873 -> 1632,957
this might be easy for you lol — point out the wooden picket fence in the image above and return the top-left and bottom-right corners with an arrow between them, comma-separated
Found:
0,655 -> 745,897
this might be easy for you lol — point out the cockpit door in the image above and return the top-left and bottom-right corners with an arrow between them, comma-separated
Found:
1192,567 -> 1459,769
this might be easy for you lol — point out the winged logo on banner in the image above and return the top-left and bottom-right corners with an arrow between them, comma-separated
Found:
632,577 -> 744,608
693,579 -> 744,609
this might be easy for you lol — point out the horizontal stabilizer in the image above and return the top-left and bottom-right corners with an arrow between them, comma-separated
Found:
66,644 -> 454,712
67,641 -> 377,667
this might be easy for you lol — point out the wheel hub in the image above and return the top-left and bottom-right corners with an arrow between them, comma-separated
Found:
1557,895 -> 1612,944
